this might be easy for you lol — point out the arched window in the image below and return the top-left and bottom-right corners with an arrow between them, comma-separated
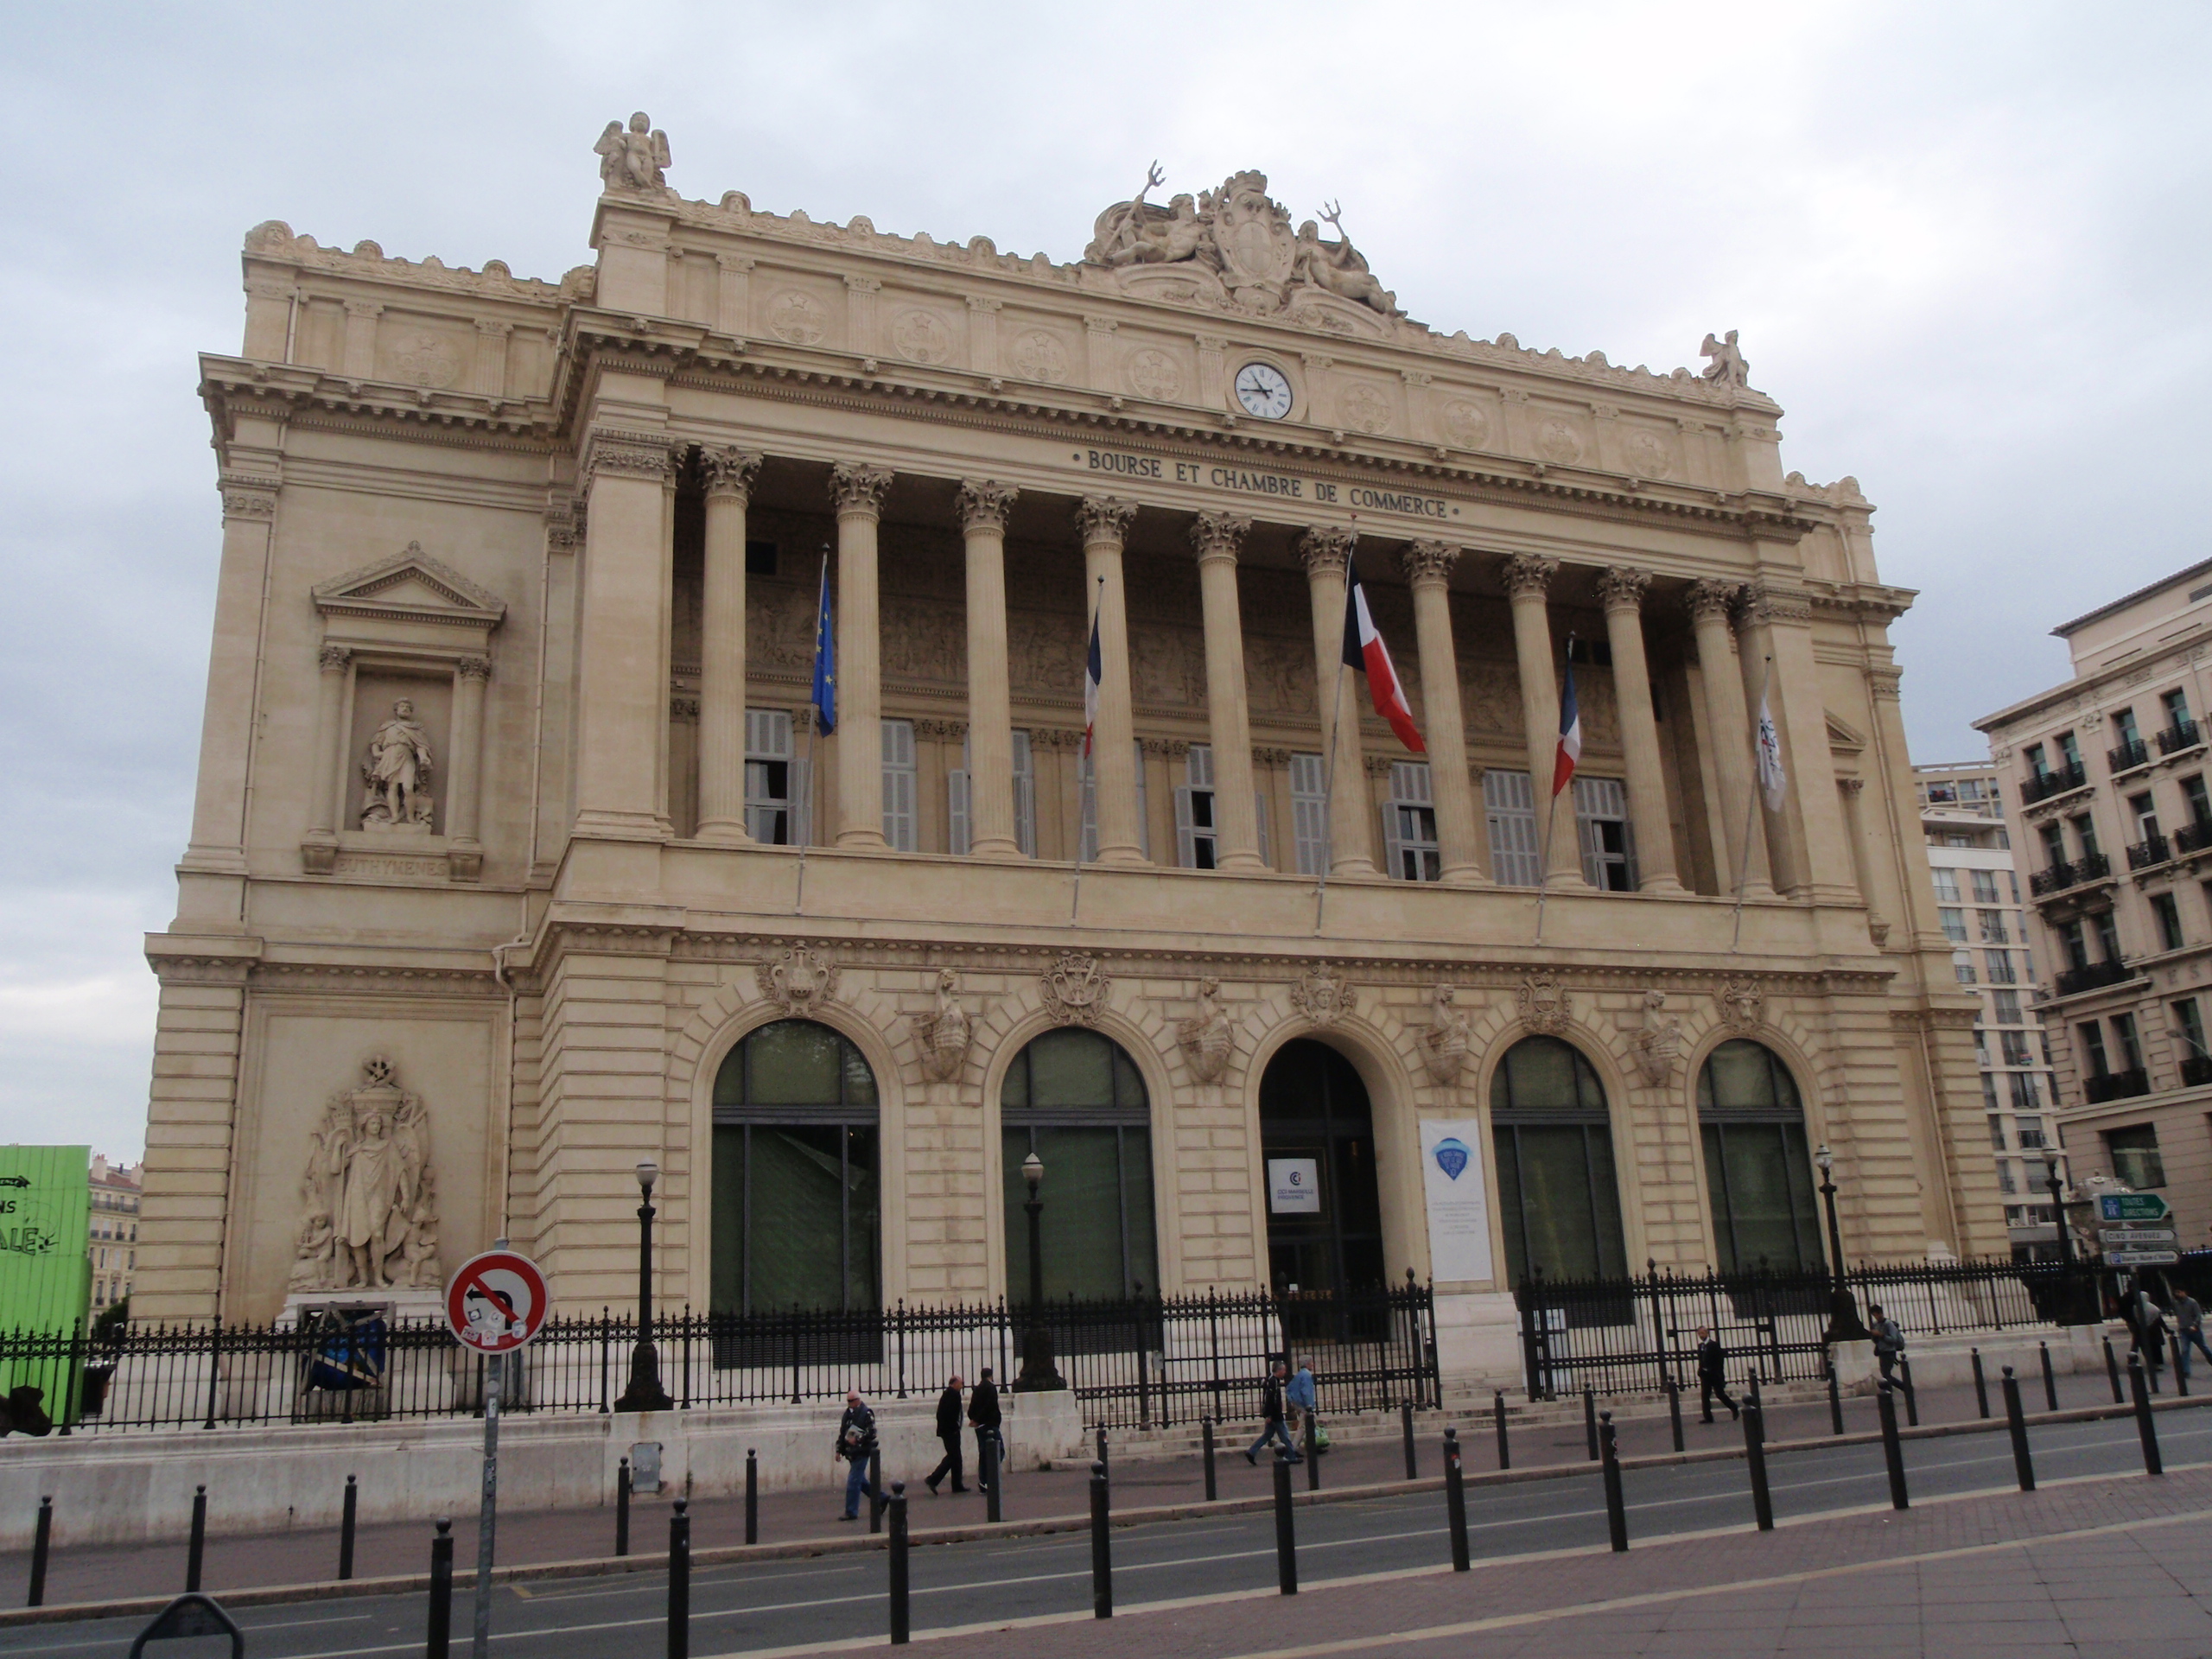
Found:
1001,1029 -> 1157,1300
1699,1039 -> 1822,1274
711,1020 -> 880,1313
1490,1036 -> 1627,1284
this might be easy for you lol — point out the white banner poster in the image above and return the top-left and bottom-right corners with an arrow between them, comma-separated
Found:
1420,1120 -> 1493,1284
1268,1157 -> 1321,1215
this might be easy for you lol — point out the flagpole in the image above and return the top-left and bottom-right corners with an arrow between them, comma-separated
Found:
796,546 -> 830,917
1314,519 -> 1358,936
1534,632 -> 1573,946
1071,575 -> 1104,925
1729,653 -> 1776,951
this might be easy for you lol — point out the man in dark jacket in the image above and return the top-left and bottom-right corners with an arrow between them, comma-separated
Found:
925,1373 -> 969,1494
968,1366 -> 1003,1492
834,1389 -> 877,1521
1244,1360 -> 1302,1463
1694,1325 -> 1738,1423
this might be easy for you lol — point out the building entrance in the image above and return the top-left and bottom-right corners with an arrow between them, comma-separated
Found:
1259,1039 -> 1384,1298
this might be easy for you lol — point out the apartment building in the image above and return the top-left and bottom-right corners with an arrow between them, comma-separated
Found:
89,1154 -> 140,1313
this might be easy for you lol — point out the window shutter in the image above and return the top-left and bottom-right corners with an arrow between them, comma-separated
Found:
948,771 -> 970,855
1080,751 -> 1097,863
881,720 -> 918,852
1385,762 -> 1435,882
1133,739 -> 1150,860
745,709 -> 795,843
1289,753 -> 1329,876
791,753 -> 812,846
1255,788 -> 1272,866
1484,768 -> 1540,887
1380,796 -> 1403,879
1187,744 -> 1214,789
1174,785 -> 1198,868
1012,730 -> 1036,858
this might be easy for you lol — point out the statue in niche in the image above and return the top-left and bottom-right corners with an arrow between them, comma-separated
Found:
1700,330 -> 1750,388
917,969 -> 971,1083
1179,976 -> 1235,1083
1421,984 -> 1471,1086
295,1057 -> 440,1293
1631,989 -> 1681,1089
1293,205 -> 1400,316
595,111 -> 671,192
360,699 -> 435,831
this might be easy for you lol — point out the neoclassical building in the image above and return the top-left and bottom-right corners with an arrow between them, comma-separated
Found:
139,125 -> 2000,1382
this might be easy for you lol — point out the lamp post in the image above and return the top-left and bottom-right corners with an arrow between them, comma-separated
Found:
1814,1144 -> 1872,1344
1014,1152 -> 1064,1391
614,1159 -> 673,1413
2043,1150 -> 2075,1268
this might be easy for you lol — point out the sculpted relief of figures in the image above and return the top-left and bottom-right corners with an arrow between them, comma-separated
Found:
360,700 -> 434,831
916,969 -> 972,1083
595,111 -> 671,193
291,1058 -> 442,1294
1178,976 -> 1235,1083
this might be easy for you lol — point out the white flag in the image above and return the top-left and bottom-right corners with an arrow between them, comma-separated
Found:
1755,692 -> 1787,812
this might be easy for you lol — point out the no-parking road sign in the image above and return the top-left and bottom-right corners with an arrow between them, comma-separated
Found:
445,1249 -> 549,1354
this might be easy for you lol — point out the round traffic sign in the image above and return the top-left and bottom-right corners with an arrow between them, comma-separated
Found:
445,1249 -> 550,1353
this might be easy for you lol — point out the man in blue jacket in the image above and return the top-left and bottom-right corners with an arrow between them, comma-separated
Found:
835,1389 -> 878,1521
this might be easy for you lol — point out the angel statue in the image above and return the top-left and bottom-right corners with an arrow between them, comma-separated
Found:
1293,204 -> 1401,316
1700,330 -> 1750,388
595,111 -> 671,192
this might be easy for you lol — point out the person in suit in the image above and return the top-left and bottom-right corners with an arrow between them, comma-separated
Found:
925,1373 -> 969,1494
1694,1325 -> 1738,1423
968,1366 -> 1003,1492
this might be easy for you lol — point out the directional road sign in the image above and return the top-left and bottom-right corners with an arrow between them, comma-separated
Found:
2106,1248 -> 2181,1268
2098,1193 -> 2172,1223
2098,1226 -> 2179,1247
445,1249 -> 549,1354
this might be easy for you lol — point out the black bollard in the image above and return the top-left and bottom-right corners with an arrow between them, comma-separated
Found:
338,1473 -> 357,1581
1599,1412 -> 1627,1553
1096,1425 -> 1109,1475
668,1498 -> 691,1659
1583,1388 -> 1599,1461
1304,1408 -> 1319,1491
427,1518 -> 454,1659
1089,1460 -> 1111,1619
982,1428 -> 1001,1523
2105,1337 -> 2125,1404
616,1456 -> 631,1558
1402,1400 -> 1417,1480
1899,1356 -> 1919,1427
1202,1418 -> 1217,1502
2041,1340 -> 2059,1413
185,1484 -> 207,1593
868,1447 -> 885,1535
1744,1402 -> 1773,1531
1272,1449 -> 1298,1595
1667,1379 -> 1684,1452
2001,1366 -> 2034,1492
745,1448 -> 758,1545
2128,1353 -> 2164,1476
1749,1370 -> 1763,1414
1827,1358 -> 1845,1437
26,1495 -> 50,1608
1493,1389 -> 1510,1470
1971,1349 -> 1989,1420
1443,1427 -> 1469,1572
887,1482 -> 909,1646
1877,1387 -> 1909,1510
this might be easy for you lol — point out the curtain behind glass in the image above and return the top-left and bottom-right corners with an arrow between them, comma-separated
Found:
748,1126 -> 847,1309
1003,1126 -> 1133,1300
1701,1122 -> 1821,1273
711,1125 -> 744,1314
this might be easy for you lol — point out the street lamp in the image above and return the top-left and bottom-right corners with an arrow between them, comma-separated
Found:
1814,1144 -> 1872,1344
615,1159 -> 673,1413
1013,1152 -> 1065,1392
2044,1150 -> 2075,1268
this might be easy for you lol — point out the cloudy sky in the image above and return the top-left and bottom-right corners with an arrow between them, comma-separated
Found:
3,3 -> 2205,1160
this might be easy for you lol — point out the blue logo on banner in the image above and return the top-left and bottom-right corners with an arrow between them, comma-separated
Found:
1433,1138 -> 1470,1181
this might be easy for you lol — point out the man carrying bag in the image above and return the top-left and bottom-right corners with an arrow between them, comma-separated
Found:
968,1366 -> 1004,1493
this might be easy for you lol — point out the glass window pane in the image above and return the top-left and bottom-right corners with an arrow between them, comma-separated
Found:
1004,1125 -> 1132,1300
1024,1029 -> 1115,1109
710,1125 -> 744,1313
746,1021 -> 846,1105
844,1127 -> 880,1307
1112,1045 -> 1147,1111
747,1126 -> 848,1309
1493,1127 -> 1526,1285
1510,1125 -> 1606,1279
1500,1039 -> 1580,1111
1122,1128 -> 1160,1293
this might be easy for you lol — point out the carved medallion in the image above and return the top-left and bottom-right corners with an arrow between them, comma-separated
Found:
769,291 -> 827,345
1719,979 -> 1764,1033
1625,431 -> 1674,479
391,332 -> 460,390
1339,383 -> 1391,434
1516,976 -> 1569,1035
1041,951 -> 1111,1027
1289,963 -> 1357,1027
758,943 -> 839,1014
1536,419 -> 1584,464
1127,347 -> 1183,401
1011,331 -> 1069,383
1210,169 -> 1297,307
1441,399 -> 1490,449
891,308 -> 952,365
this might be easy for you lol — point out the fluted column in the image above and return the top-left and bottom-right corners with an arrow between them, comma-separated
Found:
1190,512 -> 1266,873
1077,497 -> 1147,865
695,448 -> 761,842
1597,567 -> 1684,893
448,655 -> 489,880
1401,541 -> 1487,885
303,645 -> 349,864
1685,579 -> 1772,896
575,432 -> 677,839
957,480 -> 1020,859
1740,577 -> 1855,900
830,462 -> 893,849
1731,589 -> 1798,894
1503,553 -> 1588,888
1298,527 -> 1376,877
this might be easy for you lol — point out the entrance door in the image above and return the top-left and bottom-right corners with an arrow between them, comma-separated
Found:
1259,1039 -> 1384,1297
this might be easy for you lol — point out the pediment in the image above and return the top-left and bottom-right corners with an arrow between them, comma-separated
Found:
1826,711 -> 1866,754
314,543 -> 506,630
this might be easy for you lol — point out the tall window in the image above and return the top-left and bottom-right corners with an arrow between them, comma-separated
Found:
1176,744 -> 1221,869
1382,761 -> 1441,881
2153,892 -> 2184,952
744,710 -> 810,845
1290,753 -> 1328,875
1971,869 -> 2001,905
2113,1011 -> 2144,1071
2077,1020 -> 2110,1077
2106,1124 -> 2164,1188
1573,776 -> 1637,891
1491,1037 -> 1626,1284
1484,768 -> 1541,887
1932,868 -> 1961,903
1001,1029 -> 1157,1300
1938,907 -> 1967,944
881,719 -> 918,851
2176,998 -> 2207,1059
711,1020 -> 879,1314
1697,1039 -> 1822,1274
2163,689 -> 2192,730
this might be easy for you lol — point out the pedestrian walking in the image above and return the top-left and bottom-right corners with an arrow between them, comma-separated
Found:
2175,1289 -> 2212,1379
1245,1359 -> 1302,1464
2132,1284 -> 2170,1386
968,1366 -> 1003,1492
1286,1357 -> 1317,1444
1869,1303 -> 1907,1394
925,1373 -> 969,1494
834,1389 -> 877,1521
1694,1325 -> 1738,1422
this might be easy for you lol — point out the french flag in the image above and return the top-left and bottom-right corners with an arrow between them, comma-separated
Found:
1083,603 -> 1103,757
1552,649 -> 1582,797
1339,552 -> 1424,753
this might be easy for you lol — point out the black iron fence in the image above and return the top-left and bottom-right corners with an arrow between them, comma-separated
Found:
13,1284 -> 1435,1436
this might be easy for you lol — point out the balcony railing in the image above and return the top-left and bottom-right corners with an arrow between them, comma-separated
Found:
2020,761 -> 2089,806
2127,833 -> 2172,870
2158,719 -> 2202,756
2175,819 -> 2212,856
2083,1067 -> 2151,1103
2183,1053 -> 2212,1088
2053,957 -> 2133,998
2109,737 -> 2152,774
2030,851 -> 2111,896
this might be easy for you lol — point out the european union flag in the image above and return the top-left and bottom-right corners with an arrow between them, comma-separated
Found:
811,557 -> 836,734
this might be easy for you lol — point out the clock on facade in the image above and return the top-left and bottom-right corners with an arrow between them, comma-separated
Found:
1234,362 -> 1294,420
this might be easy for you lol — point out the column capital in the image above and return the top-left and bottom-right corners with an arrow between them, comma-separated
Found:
1189,511 -> 1251,563
830,461 -> 893,518
456,655 -> 493,682
1685,577 -> 1743,625
1076,496 -> 1136,545
1297,525 -> 1355,577
701,446 -> 763,502
1737,579 -> 1815,626
1084,315 -> 1119,336
343,298 -> 384,319
1839,775 -> 1866,796
318,644 -> 352,672
585,429 -> 677,483
474,318 -> 514,339
219,474 -> 278,521
1401,539 -> 1459,587
715,252 -> 757,273
964,294 -> 1004,314
842,274 -> 882,294
1597,565 -> 1652,613
956,479 -> 1019,533
1501,551 -> 1560,599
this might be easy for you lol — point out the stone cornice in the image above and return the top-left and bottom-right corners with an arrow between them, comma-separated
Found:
200,356 -> 553,449
243,219 -> 581,306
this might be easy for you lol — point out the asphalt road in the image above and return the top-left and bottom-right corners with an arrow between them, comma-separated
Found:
7,1413 -> 2206,1658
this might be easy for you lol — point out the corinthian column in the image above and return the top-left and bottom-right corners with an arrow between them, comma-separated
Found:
575,431 -> 677,840
1596,567 -> 1683,893
1077,497 -> 1147,865
1189,512 -> 1266,872
957,479 -> 1020,859
1685,579 -> 1771,896
830,462 -> 893,849
1299,527 -> 1376,876
1503,553 -> 1588,888
1401,541 -> 1487,885
696,447 -> 762,843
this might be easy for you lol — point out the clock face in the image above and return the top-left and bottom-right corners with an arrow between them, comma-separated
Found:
1234,362 -> 1294,420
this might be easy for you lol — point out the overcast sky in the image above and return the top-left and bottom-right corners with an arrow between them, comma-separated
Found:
3,3 -> 2206,1160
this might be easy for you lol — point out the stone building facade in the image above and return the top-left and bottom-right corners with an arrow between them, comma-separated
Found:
139,125 -> 1999,1383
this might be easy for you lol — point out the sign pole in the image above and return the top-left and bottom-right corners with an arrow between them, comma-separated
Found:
444,1238 -> 547,1659
473,1349 -> 499,1659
